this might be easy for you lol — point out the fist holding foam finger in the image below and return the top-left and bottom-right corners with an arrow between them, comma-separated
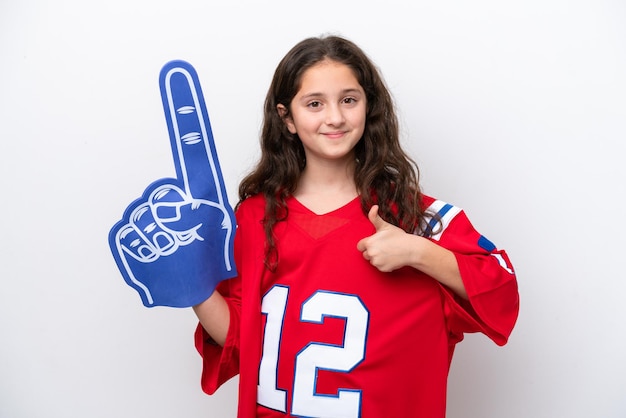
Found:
109,61 -> 237,308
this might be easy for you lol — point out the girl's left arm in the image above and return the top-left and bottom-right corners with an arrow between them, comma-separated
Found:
357,205 -> 467,298
357,204 -> 519,344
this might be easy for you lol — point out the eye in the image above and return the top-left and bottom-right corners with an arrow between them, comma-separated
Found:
342,97 -> 358,105
307,101 -> 322,108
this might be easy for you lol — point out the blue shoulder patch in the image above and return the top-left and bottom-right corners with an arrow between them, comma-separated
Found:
478,235 -> 496,252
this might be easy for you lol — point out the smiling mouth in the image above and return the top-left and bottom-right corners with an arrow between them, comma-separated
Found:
323,131 -> 346,139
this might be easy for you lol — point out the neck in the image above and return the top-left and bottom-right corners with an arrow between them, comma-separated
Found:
299,156 -> 356,190
294,158 -> 358,214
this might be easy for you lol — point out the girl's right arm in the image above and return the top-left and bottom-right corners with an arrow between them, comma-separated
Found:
193,290 -> 231,347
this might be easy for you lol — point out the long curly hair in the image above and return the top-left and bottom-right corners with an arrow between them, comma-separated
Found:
238,35 -> 426,270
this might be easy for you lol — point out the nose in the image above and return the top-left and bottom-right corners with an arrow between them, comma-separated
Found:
325,104 -> 345,126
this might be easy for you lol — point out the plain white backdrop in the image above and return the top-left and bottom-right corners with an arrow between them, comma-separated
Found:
1,1 -> 625,417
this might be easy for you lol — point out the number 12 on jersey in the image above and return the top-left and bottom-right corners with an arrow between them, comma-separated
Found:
257,285 -> 370,418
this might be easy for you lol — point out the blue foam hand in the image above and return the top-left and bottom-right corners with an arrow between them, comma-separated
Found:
108,61 -> 237,308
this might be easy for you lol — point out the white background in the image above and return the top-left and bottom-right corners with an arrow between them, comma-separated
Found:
1,1 -> 625,417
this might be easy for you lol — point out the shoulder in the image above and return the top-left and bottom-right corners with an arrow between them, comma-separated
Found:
419,194 -> 465,241
420,195 -> 463,218
235,194 -> 266,222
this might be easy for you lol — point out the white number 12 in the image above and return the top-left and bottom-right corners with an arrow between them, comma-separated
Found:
257,285 -> 370,418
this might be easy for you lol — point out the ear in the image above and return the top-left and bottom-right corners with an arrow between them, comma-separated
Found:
277,104 -> 297,134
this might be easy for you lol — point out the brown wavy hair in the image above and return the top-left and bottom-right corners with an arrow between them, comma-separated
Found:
238,35 -> 426,270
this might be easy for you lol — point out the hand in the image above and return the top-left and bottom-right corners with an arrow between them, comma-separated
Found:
356,205 -> 416,272
109,61 -> 236,308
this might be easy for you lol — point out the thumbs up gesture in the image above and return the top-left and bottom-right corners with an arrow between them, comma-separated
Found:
357,205 -> 469,298
356,205 -> 416,272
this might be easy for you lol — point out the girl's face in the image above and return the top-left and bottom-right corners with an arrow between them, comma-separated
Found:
280,59 -> 366,168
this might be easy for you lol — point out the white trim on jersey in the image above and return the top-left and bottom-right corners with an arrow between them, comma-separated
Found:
492,253 -> 515,275
421,200 -> 462,241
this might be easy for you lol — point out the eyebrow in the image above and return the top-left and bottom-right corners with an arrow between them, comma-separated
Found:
299,88 -> 364,100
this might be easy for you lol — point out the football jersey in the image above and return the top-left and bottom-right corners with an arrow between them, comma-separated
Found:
195,194 -> 519,418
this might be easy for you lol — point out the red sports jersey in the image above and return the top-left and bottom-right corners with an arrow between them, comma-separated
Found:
195,194 -> 519,418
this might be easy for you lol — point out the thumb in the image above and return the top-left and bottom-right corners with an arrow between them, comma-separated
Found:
368,205 -> 388,231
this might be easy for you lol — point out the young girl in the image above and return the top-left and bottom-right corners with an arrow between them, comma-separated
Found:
192,35 -> 519,418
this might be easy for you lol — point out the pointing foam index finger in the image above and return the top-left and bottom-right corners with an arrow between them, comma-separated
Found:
159,60 -> 227,204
